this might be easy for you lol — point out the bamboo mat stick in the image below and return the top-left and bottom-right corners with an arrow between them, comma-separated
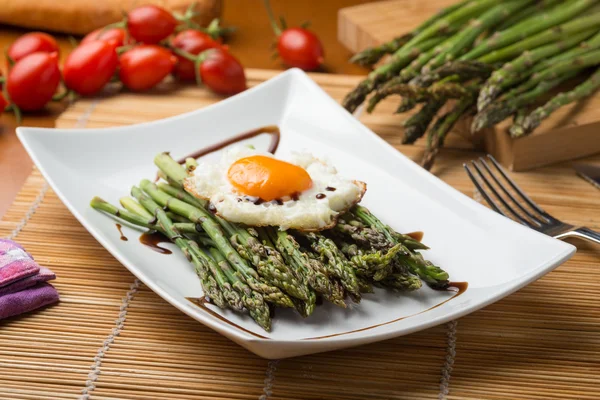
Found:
0,69 -> 598,400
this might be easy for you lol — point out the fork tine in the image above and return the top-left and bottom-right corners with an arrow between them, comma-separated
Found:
463,163 -> 506,217
479,158 -> 544,227
469,160 -> 535,227
486,155 -> 553,221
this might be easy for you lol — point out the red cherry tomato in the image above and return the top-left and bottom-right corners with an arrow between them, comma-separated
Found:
277,28 -> 324,71
127,5 -> 177,44
7,52 -> 60,111
63,41 -> 119,96
199,48 -> 246,95
81,27 -> 129,47
171,30 -> 221,81
0,93 -> 7,114
0,73 -> 7,113
119,45 -> 177,91
7,32 -> 59,64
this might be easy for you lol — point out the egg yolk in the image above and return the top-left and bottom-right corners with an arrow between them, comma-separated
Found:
227,156 -> 313,201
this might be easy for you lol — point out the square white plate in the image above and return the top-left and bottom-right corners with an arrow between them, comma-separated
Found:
17,69 -> 575,359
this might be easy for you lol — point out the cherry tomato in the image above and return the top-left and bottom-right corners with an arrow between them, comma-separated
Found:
0,93 -> 7,114
7,32 -> 59,64
119,45 -> 177,91
277,28 -> 324,71
0,73 -> 7,113
7,52 -> 60,111
127,5 -> 177,44
63,41 -> 119,96
171,30 -> 221,81
199,48 -> 246,95
81,27 -> 129,47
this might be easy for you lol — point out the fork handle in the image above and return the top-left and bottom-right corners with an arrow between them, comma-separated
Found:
559,227 -> 600,246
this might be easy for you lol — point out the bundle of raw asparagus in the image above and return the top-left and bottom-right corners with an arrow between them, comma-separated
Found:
90,153 -> 449,331
344,0 -> 600,169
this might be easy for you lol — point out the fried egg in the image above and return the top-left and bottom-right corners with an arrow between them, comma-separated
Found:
183,146 -> 366,231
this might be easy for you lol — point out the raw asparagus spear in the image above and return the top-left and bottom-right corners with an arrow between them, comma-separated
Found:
402,0 -> 500,48
350,32 -> 415,67
422,91 -> 477,170
351,0 -> 475,66
531,31 -> 600,73
367,80 -> 468,112
472,70 -> 581,132
496,0 -> 565,31
342,35 -> 448,113
410,60 -> 494,87
511,67 -> 600,137
526,49 -> 600,88
403,100 -> 446,145
139,179 -> 294,308
477,29 -> 597,111
463,0 -> 598,61
422,1 -> 535,73
477,13 -> 600,64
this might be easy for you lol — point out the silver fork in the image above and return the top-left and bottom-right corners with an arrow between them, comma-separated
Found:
464,155 -> 600,245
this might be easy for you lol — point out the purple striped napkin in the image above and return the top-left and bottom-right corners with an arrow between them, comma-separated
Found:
0,239 -> 58,319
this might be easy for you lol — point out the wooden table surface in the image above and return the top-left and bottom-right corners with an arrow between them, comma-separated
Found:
0,0 -> 375,218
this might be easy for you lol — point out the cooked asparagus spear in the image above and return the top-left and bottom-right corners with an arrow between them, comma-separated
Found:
207,247 -> 272,330
302,232 -> 361,299
139,179 -> 294,308
90,196 -> 228,309
161,180 -> 309,301
265,229 -> 333,296
379,273 -> 423,291
352,205 -> 449,288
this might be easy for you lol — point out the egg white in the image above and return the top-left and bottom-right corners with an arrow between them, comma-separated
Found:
183,147 -> 366,231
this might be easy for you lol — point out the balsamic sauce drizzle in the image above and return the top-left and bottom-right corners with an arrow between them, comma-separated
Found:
139,231 -> 173,255
116,224 -> 128,241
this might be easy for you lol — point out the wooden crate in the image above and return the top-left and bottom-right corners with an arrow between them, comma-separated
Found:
338,0 -> 600,171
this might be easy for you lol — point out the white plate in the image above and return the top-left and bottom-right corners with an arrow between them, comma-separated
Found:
17,69 -> 575,359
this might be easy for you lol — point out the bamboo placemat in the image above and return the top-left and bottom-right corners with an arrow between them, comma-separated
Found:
1,69 -> 599,400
